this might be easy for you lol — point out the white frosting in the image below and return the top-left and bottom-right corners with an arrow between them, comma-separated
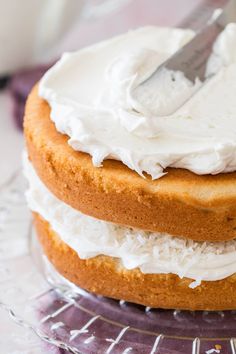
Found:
24,157 -> 236,288
39,25 -> 236,179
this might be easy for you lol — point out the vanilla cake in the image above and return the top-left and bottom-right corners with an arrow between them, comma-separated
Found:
24,25 -> 236,310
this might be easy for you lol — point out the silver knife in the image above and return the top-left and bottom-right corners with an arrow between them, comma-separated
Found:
133,0 -> 235,114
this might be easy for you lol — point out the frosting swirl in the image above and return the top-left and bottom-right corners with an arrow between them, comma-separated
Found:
39,25 -> 236,179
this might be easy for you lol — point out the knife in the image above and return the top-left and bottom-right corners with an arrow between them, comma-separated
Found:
133,0 -> 235,115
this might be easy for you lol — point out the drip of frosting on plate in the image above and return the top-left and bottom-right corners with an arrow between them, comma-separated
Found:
39,25 -> 236,179
24,156 -> 236,288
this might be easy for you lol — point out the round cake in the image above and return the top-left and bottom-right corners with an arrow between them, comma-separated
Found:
24,25 -> 236,310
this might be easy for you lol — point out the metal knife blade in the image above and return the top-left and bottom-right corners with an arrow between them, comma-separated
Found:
133,0 -> 235,114
164,18 -> 224,83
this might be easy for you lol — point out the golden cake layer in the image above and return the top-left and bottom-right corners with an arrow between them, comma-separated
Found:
24,85 -> 236,242
34,212 -> 236,311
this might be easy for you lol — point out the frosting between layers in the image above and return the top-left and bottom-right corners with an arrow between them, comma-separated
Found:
24,156 -> 236,288
39,25 -> 236,179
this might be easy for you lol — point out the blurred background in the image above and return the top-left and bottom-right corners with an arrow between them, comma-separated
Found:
0,0 -> 200,186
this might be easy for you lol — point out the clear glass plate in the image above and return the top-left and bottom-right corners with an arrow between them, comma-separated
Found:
1,170 -> 236,354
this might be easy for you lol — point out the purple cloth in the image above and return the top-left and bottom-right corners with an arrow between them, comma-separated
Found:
0,77 -> 9,89
7,64 -> 53,129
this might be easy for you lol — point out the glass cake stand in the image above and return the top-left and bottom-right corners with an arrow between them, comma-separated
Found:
0,169 -> 236,354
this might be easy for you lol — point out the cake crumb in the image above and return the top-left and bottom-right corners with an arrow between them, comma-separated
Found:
205,344 -> 221,354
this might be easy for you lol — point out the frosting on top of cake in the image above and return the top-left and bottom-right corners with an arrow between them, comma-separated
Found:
24,156 -> 236,288
39,24 -> 236,179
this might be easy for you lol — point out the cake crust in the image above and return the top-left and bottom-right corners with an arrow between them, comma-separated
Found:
34,212 -> 236,311
24,85 -> 236,242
